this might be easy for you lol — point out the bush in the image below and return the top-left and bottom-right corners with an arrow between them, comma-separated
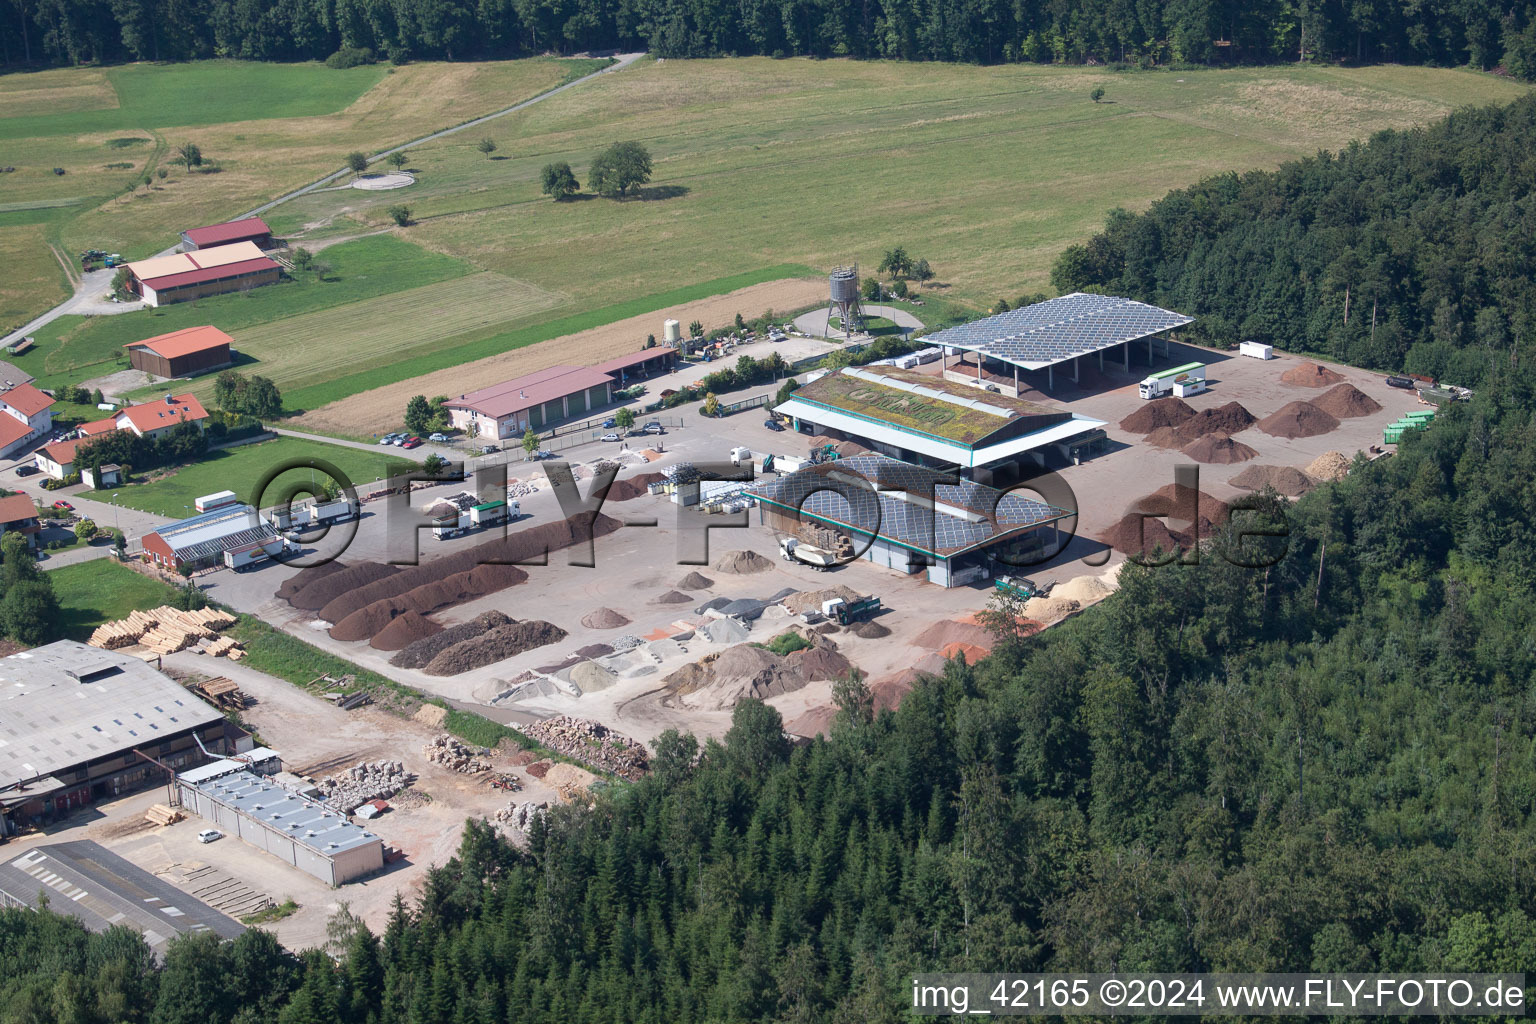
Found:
52,167 -> 65,175
386,205 -> 411,227
75,519 -> 98,542
764,632 -> 812,656
387,45 -> 411,65
325,46 -> 375,68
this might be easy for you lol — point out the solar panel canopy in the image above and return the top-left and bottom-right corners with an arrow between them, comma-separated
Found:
925,293 -> 1194,370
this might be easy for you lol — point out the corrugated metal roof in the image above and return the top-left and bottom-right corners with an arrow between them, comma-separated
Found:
185,770 -> 383,857
590,348 -> 673,374
150,504 -> 280,563
127,241 -> 268,282
924,293 -> 1194,370
0,641 -> 225,790
446,365 -> 614,420
182,216 -> 271,247
127,326 -> 233,361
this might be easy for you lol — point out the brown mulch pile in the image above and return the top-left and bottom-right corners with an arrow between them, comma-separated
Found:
1099,482 -> 1232,555
1143,426 -> 1187,449
1229,464 -> 1318,496
524,761 -> 551,779
1311,382 -> 1382,418
287,562 -> 402,611
390,611 -> 515,669
1147,482 -> 1230,534
1182,433 -> 1259,464
1176,401 -> 1258,441
1098,513 -> 1186,556
1119,397 -> 1195,433
1256,401 -> 1341,439
676,571 -> 714,590
787,647 -> 857,682
651,590 -> 693,604
1281,361 -> 1347,387
370,611 -> 442,651
714,549 -> 774,574
606,472 -> 666,501
580,607 -> 631,629
852,620 -> 891,638
276,561 -> 346,601
327,564 -> 529,639
423,620 -> 568,676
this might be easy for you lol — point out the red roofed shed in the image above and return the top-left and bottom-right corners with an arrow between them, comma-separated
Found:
180,216 -> 273,251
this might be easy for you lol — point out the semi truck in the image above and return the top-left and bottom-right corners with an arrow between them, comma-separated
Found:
822,595 -> 881,625
1138,362 -> 1207,400
780,537 -> 837,570
995,575 -> 1052,600
433,500 -> 518,540
266,498 -> 358,531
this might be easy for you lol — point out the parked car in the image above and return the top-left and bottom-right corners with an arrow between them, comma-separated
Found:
51,500 -> 74,511
764,418 -> 785,431
428,432 -> 447,443
15,464 -> 38,477
602,418 -> 617,428
401,437 -> 423,449
196,829 -> 223,844
600,432 -> 621,442
378,433 -> 397,445
482,444 -> 500,453
643,421 -> 664,434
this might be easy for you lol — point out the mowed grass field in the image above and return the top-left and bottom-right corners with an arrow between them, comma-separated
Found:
274,59 -> 1530,311
83,436 -> 417,518
47,558 -> 191,641
0,57 -> 607,333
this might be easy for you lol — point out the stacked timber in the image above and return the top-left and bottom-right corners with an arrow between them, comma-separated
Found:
89,606 -> 239,655
145,804 -> 184,826
89,609 -> 162,649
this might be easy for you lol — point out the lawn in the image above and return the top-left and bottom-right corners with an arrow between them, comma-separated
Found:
47,558 -> 189,641
82,436 -> 417,517
14,234 -> 471,393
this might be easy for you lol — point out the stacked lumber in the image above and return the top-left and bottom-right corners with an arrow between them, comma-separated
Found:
145,804 -> 183,826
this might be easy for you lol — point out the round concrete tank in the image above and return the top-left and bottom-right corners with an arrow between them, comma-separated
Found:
663,319 -> 681,344
829,267 -> 859,305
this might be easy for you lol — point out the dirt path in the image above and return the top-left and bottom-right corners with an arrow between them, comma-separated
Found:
293,276 -> 826,437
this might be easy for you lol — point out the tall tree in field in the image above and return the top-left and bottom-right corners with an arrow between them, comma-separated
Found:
386,150 -> 408,171
540,161 -> 580,199
477,138 -> 498,158
345,151 -> 368,178
176,142 -> 202,172
588,141 -> 652,198
878,246 -> 912,279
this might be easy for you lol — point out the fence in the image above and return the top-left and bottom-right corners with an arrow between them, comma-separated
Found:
721,394 -> 772,414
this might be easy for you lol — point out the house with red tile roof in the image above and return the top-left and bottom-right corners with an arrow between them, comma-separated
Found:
115,394 -> 209,440
0,493 -> 42,550
0,381 -> 55,459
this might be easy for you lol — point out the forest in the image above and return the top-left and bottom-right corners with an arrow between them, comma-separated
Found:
1052,93 -> 1536,387
3,0 -> 1536,76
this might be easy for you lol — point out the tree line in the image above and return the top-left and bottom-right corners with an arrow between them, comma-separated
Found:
3,0 -> 1535,78
1052,93 -> 1536,385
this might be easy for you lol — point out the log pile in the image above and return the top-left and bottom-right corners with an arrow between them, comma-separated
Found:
424,735 -> 492,773
195,677 -> 247,709
523,715 -> 649,781
89,606 -> 240,657
145,804 -> 184,826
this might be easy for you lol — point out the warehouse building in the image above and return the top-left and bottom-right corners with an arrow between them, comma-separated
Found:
126,326 -> 234,378
0,841 -> 244,956
0,380 -> 55,459
775,365 -> 1107,485
591,347 -> 678,386
0,642 -> 239,834
125,242 -> 281,307
180,216 -> 274,252
447,365 -> 616,441
750,454 -> 1075,587
141,503 -> 283,572
177,769 -> 384,886
926,292 -> 1194,393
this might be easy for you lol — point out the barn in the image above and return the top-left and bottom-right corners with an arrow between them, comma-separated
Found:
180,216 -> 274,251
125,242 -> 281,307
126,325 -> 234,378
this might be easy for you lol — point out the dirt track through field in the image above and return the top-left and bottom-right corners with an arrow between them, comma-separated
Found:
293,276 -> 823,437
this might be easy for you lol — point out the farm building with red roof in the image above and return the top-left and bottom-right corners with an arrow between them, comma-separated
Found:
125,242 -> 280,307
180,216 -> 273,251
126,326 -> 234,378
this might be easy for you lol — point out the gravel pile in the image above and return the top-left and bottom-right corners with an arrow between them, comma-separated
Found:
390,611 -> 514,669
424,735 -> 492,773
714,549 -> 774,574
423,620 -> 568,676
667,644 -> 806,709
651,590 -> 693,604
787,647 -> 856,682
522,715 -> 649,780
610,634 -> 643,652
852,620 -> 891,638
676,572 -> 714,589
580,607 -> 630,629
317,759 -> 413,813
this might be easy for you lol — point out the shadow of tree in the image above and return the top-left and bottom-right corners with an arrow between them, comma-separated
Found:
631,184 -> 690,202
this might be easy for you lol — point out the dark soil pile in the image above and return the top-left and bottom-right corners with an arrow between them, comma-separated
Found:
390,611 -> 514,669
652,590 -> 693,604
288,563 -> 401,611
1175,401 -> 1257,441
1143,426 -> 1187,449
1312,382 -> 1382,418
1098,513 -> 1186,556
852,620 -> 891,639
276,561 -> 345,601
580,607 -> 630,629
1182,433 -> 1259,464
1229,464 -> 1317,496
1281,361 -> 1347,387
525,761 -> 550,779
606,472 -> 666,501
1257,401 -> 1340,439
788,647 -> 856,682
1147,482 -> 1230,535
423,620 -> 568,676
575,643 -> 614,659
370,611 -> 441,651
1119,397 -> 1195,433
676,571 -> 714,590
330,596 -> 416,642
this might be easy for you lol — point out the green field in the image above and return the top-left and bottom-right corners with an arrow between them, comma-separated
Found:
82,436 -> 416,517
48,558 -> 189,641
273,59 -> 1530,312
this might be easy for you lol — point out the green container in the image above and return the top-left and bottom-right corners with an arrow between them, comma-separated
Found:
1384,429 -> 1403,443
1404,410 -> 1435,422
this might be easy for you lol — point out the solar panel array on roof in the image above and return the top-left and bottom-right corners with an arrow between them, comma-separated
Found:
925,293 -> 1194,370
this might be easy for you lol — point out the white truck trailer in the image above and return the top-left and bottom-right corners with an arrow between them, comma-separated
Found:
1138,362 -> 1207,400
434,500 -> 518,539
266,497 -> 357,531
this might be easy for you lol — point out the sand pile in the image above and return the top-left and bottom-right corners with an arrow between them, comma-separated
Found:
276,561 -> 345,601
852,620 -> 890,638
1229,464 -> 1317,496
1182,433 -> 1259,464
1176,401 -> 1257,441
1306,451 -> 1351,482
1099,514 -> 1185,556
785,706 -> 838,738
912,618 -> 997,651
1312,383 -> 1382,418
652,590 -> 693,604
782,585 -> 861,616
287,563 -> 402,612
1119,398 -> 1195,433
423,620 -> 567,676
1257,401 -> 1340,439
606,472 -> 666,502
370,611 -> 441,651
676,571 -> 714,590
1281,361 -> 1346,387
568,661 -> 618,693
1022,596 -> 1080,626
580,607 -> 630,629
787,647 -> 856,682
390,611 -> 514,669
668,644 -> 807,709
1055,575 -> 1114,605
714,549 -> 774,574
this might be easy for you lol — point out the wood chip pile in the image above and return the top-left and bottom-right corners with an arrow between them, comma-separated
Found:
89,606 -> 243,658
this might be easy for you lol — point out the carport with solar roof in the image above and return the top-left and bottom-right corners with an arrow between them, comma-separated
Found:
926,293 -> 1194,393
